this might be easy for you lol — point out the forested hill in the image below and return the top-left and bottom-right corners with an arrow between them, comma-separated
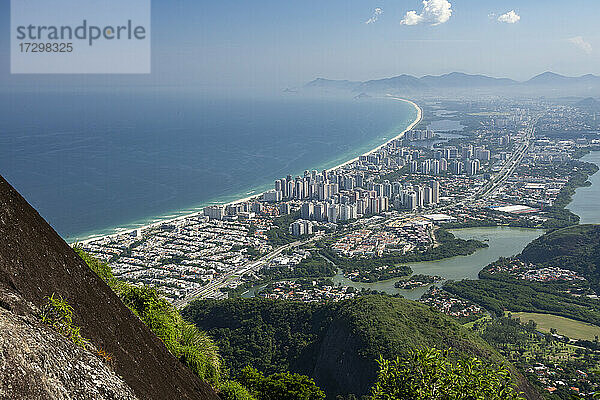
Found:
183,296 -> 541,399
520,224 -> 600,292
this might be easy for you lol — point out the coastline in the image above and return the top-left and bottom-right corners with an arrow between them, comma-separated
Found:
77,97 -> 422,245
325,96 -> 422,172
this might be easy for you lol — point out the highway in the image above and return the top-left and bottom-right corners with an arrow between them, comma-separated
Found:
476,121 -> 536,200
173,235 -> 321,308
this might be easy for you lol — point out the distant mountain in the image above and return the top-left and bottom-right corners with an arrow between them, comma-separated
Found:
305,71 -> 600,94
420,72 -> 517,88
525,72 -> 600,86
305,78 -> 361,91
576,97 -> 600,110
306,72 -> 513,92
353,92 -> 372,100
359,74 -> 426,92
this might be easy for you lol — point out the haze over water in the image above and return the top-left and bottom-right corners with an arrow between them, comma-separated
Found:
0,91 -> 417,240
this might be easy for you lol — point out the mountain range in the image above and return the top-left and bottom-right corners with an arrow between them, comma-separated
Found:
305,72 -> 600,94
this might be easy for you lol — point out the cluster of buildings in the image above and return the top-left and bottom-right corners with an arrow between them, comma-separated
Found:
528,363 -> 596,397
395,274 -> 442,289
268,170 -> 442,223
520,267 -> 586,283
405,128 -> 435,141
259,280 -> 356,302
332,222 -> 432,257
420,288 -> 484,318
409,144 -> 491,177
81,215 -> 271,301
485,259 -> 586,283
268,250 -> 311,268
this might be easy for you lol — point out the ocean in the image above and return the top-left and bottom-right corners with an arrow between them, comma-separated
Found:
0,91 -> 417,241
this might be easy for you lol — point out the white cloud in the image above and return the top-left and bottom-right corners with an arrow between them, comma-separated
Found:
569,36 -> 593,54
365,8 -> 383,24
497,10 -> 520,24
400,0 -> 453,26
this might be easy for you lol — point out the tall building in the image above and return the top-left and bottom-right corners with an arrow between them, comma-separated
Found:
203,205 -> 225,220
295,179 -> 304,200
410,160 -> 419,173
432,159 -> 440,175
440,158 -> 448,172
340,204 -> 357,221
406,191 -> 417,211
278,203 -> 290,215
301,202 -> 314,220
450,161 -> 464,175
381,196 -> 389,212
429,180 -> 440,204
262,190 -> 282,202
383,182 -> 392,197
475,148 -> 491,161
251,202 -> 263,213
467,159 -> 480,176
327,204 -> 339,223
461,145 -> 473,159
444,146 -> 459,159
368,197 -> 381,214
423,186 -> 433,205
314,203 -> 327,221
421,159 -> 431,175
356,198 -> 367,215
415,186 -> 424,208
355,173 -> 364,188
374,183 -> 383,196
290,220 -> 313,236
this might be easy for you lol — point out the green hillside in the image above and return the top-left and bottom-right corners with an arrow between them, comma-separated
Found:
183,296 -> 538,399
520,224 -> 600,292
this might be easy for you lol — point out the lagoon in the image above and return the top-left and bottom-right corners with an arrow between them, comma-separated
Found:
568,151 -> 600,224
332,227 -> 544,300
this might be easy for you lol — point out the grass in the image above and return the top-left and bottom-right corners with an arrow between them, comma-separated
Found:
508,311 -> 600,341
41,293 -> 90,349
462,314 -> 491,329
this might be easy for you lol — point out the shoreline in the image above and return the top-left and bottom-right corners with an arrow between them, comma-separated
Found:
77,97 -> 422,245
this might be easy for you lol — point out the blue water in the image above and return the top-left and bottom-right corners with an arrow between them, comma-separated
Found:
0,91 -> 416,241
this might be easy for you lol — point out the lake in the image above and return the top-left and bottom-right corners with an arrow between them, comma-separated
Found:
568,151 -> 600,224
332,227 -> 544,300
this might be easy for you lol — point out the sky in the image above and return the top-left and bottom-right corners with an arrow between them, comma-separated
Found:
1,0 -> 600,91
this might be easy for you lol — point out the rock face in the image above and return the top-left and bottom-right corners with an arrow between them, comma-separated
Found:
0,175 -> 219,400
0,287 -> 138,399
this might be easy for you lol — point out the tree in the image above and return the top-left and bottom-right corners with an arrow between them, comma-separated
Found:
370,347 -> 525,400
238,366 -> 325,400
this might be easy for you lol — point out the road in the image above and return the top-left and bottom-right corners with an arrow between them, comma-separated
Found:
173,235 -> 321,308
476,121 -> 536,200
